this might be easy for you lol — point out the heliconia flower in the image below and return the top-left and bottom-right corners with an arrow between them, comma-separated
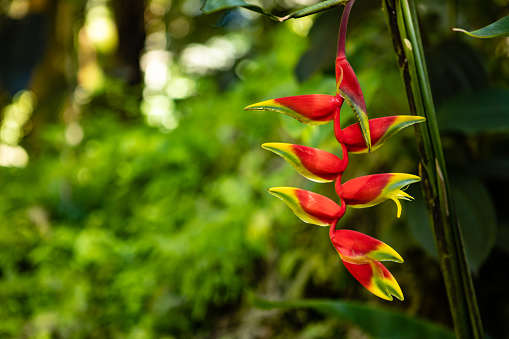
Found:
329,228 -> 404,300
244,95 -> 342,125
262,143 -> 346,182
244,0 -> 421,303
268,187 -> 346,226
338,173 -> 420,218
337,116 -> 426,154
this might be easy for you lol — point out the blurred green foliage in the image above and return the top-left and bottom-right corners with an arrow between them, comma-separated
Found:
1,0 -> 509,338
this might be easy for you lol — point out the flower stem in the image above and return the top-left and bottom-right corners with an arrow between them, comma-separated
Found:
333,108 -> 349,172
382,0 -> 483,338
337,0 -> 355,57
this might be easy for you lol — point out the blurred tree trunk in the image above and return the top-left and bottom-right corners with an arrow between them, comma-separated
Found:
26,0 -> 76,154
111,0 -> 146,84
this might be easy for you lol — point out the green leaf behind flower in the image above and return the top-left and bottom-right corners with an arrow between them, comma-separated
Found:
201,0 -> 279,20
249,294 -> 455,339
453,15 -> 509,38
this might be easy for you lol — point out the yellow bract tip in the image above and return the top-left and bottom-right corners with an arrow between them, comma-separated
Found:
391,197 -> 402,218
261,142 -> 292,152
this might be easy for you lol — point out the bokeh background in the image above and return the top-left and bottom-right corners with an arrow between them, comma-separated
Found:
1,0 -> 509,337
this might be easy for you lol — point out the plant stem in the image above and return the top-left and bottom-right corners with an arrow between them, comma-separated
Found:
381,1 -> 483,338
337,0 -> 355,57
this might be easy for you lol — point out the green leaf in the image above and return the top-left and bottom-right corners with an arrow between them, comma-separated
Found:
201,0 -> 349,22
200,0 -> 279,20
405,185 -> 438,259
406,172 -> 497,273
437,88 -> 509,134
453,15 -> 509,38
449,172 -> 497,273
249,294 -> 455,339
425,40 -> 488,105
279,0 -> 348,21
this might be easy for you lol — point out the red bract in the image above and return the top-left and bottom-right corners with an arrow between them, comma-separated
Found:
245,95 -> 341,125
338,116 -> 426,153
329,229 -> 403,264
268,187 -> 346,226
342,259 -> 404,301
339,173 -> 420,218
262,143 -> 347,182
335,55 -> 371,151
330,228 -> 404,300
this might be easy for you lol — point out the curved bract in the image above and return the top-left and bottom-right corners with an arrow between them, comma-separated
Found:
329,228 -> 404,300
336,58 -> 371,152
341,260 -> 404,301
262,143 -> 345,182
330,229 -> 403,264
268,187 -> 345,226
340,173 -> 420,218
245,95 -> 340,125
340,116 -> 426,154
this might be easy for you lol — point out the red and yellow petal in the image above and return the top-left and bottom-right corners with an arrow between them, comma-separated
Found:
244,95 -> 340,125
341,260 -> 404,301
262,143 -> 345,182
340,116 -> 426,154
329,229 -> 403,264
268,187 -> 345,226
340,173 -> 420,217
336,59 -> 371,152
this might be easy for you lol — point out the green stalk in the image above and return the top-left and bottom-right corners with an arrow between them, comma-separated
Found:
381,1 -> 483,338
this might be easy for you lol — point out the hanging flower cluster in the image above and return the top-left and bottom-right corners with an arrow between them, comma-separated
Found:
245,0 -> 425,301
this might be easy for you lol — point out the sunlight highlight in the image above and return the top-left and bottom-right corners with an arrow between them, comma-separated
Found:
180,34 -> 250,75
289,16 -> 313,37
141,50 -> 171,91
0,91 -> 35,167
0,91 -> 35,146
84,1 -> 118,54
8,0 -> 29,18
0,144 -> 29,167
65,122 -> 84,146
